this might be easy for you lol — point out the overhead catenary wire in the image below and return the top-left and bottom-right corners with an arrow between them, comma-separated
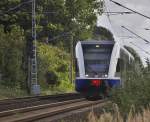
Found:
15,11 -> 57,14
118,35 -> 138,39
104,11 -> 133,14
121,26 -> 150,44
130,42 -> 150,55
103,1 -> 115,33
110,0 -> 150,20
0,0 -> 58,15
104,1 -> 150,60
0,0 -> 32,15
125,27 -> 150,31
48,32 -> 71,42
103,11 -> 134,15
144,28 -> 150,30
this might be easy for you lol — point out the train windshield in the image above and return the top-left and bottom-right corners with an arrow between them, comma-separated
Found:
82,43 -> 113,77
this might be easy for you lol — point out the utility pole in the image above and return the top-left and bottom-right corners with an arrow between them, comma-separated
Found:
31,0 -> 40,95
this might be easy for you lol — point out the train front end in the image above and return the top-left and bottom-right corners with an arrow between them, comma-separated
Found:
75,41 -> 120,97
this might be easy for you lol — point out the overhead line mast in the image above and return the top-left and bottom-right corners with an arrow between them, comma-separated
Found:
31,0 -> 40,95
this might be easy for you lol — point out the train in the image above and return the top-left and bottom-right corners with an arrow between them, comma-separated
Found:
75,40 -> 134,98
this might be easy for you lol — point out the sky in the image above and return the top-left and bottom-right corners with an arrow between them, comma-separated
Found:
97,0 -> 150,65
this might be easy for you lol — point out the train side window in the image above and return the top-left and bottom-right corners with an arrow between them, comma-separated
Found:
116,58 -> 121,72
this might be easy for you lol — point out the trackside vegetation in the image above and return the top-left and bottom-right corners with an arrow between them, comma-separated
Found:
0,26 -> 74,97
0,0 -> 102,97
88,104 -> 150,122
37,43 -> 74,94
111,61 -> 150,115
0,26 -> 26,88
87,60 -> 150,122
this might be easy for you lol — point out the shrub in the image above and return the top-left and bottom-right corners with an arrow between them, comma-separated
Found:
37,43 -> 74,93
111,64 -> 150,117
88,105 -> 150,122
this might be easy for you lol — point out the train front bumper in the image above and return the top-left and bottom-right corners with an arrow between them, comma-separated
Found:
75,78 -> 121,93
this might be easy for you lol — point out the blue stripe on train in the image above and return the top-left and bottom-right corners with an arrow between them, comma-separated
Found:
107,79 -> 121,88
75,78 -> 121,92
75,79 -> 88,91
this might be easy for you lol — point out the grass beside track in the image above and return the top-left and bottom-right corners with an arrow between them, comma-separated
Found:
0,85 -> 74,100
0,85 -> 28,99
88,104 -> 150,122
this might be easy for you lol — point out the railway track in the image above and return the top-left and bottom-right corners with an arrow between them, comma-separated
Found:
0,93 -> 82,112
0,98 -> 109,122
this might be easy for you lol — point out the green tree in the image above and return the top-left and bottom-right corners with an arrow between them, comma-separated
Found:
0,26 -> 26,87
0,0 -> 102,46
93,26 -> 114,40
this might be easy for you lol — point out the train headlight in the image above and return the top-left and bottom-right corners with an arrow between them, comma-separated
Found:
96,45 -> 100,48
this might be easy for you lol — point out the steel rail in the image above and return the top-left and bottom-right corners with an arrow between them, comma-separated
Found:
0,99 -> 109,122
0,93 -> 82,112
0,98 -> 85,117
0,93 -> 80,104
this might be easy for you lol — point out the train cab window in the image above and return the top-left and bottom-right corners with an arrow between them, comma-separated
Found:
82,43 -> 114,77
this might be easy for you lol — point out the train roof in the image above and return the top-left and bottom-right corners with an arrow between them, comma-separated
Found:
79,40 -> 114,45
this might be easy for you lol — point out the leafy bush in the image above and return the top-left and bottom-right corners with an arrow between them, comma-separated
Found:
111,63 -> 150,117
37,43 -> 74,93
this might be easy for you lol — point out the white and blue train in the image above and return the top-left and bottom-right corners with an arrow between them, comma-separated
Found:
75,40 -> 134,97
